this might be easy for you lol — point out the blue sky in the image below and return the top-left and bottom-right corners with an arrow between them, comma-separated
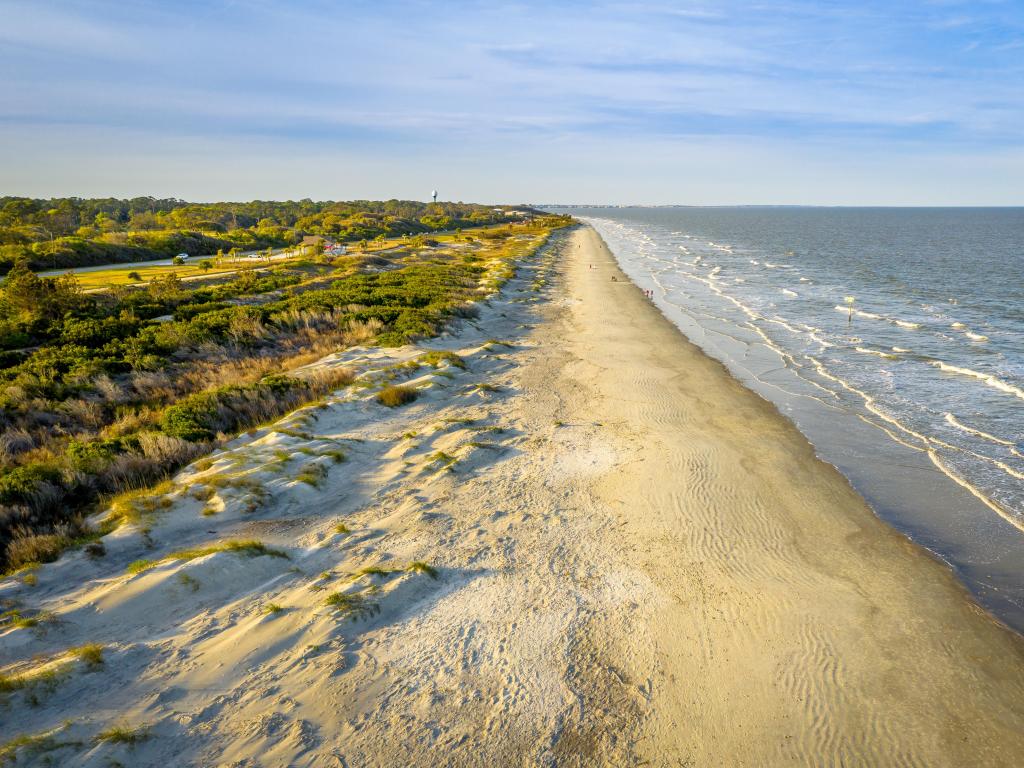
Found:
2,0 -> 1023,204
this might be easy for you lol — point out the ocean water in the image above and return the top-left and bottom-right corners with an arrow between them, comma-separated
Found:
571,207 -> 1024,630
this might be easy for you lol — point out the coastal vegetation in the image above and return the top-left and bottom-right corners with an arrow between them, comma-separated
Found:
0,203 -> 571,572
0,197 -> 527,272
376,384 -> 419,407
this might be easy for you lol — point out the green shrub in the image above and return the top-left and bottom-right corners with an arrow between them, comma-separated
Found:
407,561 -> 439,579
72,643 -> 104,667
419,350 -> 465,369
376,385 -> 418,407
94,724 -> 149,745
0,464 -> 61,505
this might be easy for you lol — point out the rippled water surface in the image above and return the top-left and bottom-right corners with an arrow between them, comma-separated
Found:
571,207 -> 1024,628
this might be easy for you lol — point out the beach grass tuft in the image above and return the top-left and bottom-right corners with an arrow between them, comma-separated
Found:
419,350 -> 466,369
356,565 -> 396,578
376,385 -> 418,407
72,643 -> 104,668
324,591 -> 377,619
407,561 -> 439,579
177,573 -> 200,591
94,724 -> 150,745
296,463 -> 328,487
127,539 -> 287,575
0,726 -> 81,765
428,451 -> 457,471
1,609 -> 40,630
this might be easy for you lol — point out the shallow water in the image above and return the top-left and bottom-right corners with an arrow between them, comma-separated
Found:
569,207 -> 1024,632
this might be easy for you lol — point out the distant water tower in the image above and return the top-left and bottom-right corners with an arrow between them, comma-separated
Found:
432,190 -> 437,203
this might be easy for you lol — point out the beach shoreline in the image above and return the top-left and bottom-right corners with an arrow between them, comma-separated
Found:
1,223 -> 1023,765
579,209 -> 1024,633
546,225 -> 1024,764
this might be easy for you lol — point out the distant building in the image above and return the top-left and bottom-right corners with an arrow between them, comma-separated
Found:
300,235 -> 336,248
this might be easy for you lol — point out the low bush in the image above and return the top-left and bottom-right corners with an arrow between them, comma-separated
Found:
376,385 -> 418,408
419,350 -> 465,369
0,213 -> 571,571
94,724 -> 149,745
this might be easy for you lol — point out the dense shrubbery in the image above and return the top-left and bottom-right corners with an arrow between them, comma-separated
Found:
160,374 -> 330,441
0,212 -> 572,569
0,196 -> 534,272
0,231 -> 286,273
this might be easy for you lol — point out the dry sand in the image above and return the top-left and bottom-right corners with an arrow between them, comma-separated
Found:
2,225 -> 1023,766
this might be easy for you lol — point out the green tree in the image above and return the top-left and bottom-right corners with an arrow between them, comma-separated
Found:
1,261 -> 50,320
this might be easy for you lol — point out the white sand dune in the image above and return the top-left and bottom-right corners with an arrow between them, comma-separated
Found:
1,226 -> 1023,766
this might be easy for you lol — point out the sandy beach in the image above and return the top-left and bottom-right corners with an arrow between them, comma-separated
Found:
2,224 -> 1024,766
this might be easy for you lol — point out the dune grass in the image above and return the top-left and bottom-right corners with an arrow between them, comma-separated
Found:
72,643 -> 104,667
295,463 -> 329,488
323,591 -> 377,619
0,609 -> 40,630
428,451 -> 458,471
0,726 -> 81,765
407,561 -> 439,579
419,350 -> 466,369
127,539 -> 287,575
376,385 -> 419,407
1,216 -> 570,591
0,644 -> 104,698
356,565 -> 397,578
177,573 -> 200,592
94,723 -> 150,745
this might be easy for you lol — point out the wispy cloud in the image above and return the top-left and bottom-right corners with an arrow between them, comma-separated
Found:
1,0 -> 1022,202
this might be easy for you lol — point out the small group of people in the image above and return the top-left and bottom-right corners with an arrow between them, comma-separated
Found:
642,289 -> 654,299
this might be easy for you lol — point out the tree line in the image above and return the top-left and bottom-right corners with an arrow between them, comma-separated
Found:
0,197 -> 534,272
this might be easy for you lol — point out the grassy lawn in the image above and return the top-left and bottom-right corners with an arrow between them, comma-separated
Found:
69,263 -> 236,289
44,231 -> 464,290
57,257 -> 312,289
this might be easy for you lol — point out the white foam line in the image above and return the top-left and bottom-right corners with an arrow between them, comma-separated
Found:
856,414 -> 927,453
932,361 -> 1024,401
855,347 -> 899,360
807,355 -> 932,450
834,306 -> 922,329
944,413 -> 1015,446
929,453 -> 1024,533
593,217 -> 1024,534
